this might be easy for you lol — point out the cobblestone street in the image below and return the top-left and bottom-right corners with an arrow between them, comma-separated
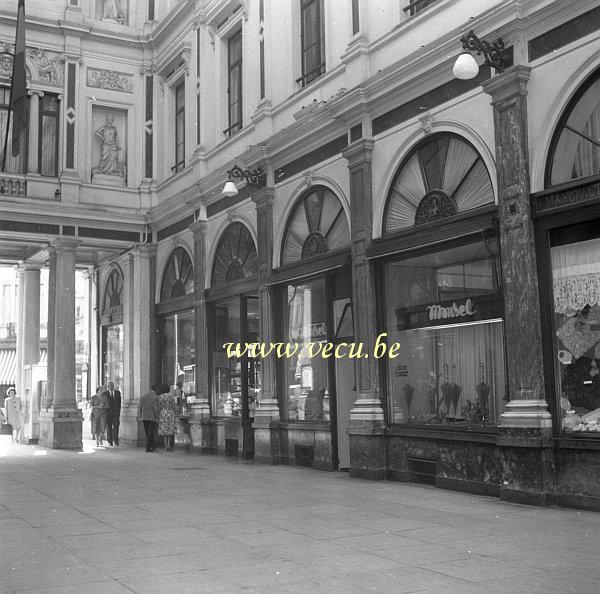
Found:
1,437 -> 599,593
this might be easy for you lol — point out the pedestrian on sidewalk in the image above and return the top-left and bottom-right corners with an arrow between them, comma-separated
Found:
137,383 -> 160,452
90,386 -> 109,447
157,383 -> 178,452
106,381 -> 122,446
3,386 -> 23,443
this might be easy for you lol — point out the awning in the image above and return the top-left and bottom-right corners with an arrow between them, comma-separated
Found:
0,348 -> 47,386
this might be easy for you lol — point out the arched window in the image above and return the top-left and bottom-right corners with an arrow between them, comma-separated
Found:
281,186 -> 350,265
102,267 -> 123,315
547,68 -> 600,187
211,222 -> 258,287
160,247 -> 194,302
384,133 -> 494,234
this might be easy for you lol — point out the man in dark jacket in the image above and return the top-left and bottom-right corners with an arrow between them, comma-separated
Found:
137,383 -> 160,452
106,381 -> 122,446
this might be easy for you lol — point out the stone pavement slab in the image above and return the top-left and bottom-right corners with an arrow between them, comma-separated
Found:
1,436 -> 599,593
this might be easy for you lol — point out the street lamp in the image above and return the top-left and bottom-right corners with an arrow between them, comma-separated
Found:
453,30 -> 508,80
221,164 -> 264,197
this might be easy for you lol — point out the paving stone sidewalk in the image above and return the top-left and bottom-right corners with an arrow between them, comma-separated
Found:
0,436 -> 599,593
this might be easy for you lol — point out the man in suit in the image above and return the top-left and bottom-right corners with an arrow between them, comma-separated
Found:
137,383 -> 160,452
106,381 -> 122,446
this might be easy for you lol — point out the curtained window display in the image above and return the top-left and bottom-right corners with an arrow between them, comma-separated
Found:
161,310 -> 195,401
383,240 -> 506,426
551,224 -> 600,433
283,277 -> 330,422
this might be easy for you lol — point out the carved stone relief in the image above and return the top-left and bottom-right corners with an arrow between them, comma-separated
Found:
87,68 -> 134,93
95,0 -> 128,25
91,106 -> 127,186
0,43 -> 64,87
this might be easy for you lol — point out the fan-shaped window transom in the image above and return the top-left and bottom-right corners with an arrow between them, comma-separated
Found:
547,70 -> 600,187
211,223 -> 258,287
102,267 -> 123,314
281,187 -> 350,265
161,247 -> 194,302
384,133 -> 494,234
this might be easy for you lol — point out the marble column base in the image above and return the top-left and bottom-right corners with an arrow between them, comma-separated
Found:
348,422 -> 386,480
38,408 -> 82,449
252,419 -> 281,465
117,407 -> 146,446
188,417 -> 213,454
500,398 -> 553,431
349,395 -> 385,422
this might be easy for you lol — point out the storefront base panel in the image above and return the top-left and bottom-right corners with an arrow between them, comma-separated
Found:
279,424 -> 333,471
210,418 -> 254,460
349,428 -> 386,480
554,442 -> 600,511
253,421 -> 281,465
188,419 -> 212,454
499,488 -> 554,507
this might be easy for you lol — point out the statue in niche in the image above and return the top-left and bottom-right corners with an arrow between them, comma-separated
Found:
102,0 -> 124,23
92,113 -> 126,181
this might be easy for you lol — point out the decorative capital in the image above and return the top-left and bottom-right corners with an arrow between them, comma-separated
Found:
482,65 -> 531,104
51,237 -> 81,253
251,187 -> 275,210
342,138 -> 374,167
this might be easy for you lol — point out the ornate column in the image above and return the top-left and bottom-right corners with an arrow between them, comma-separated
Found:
39,238 -> 82,449
45,248 -> 56,409
27,90 -> 43,174
483,66 -> 553,505
342,138 -> 385,480
252,187 -> 280,465
189,217 -> 212,453
21,264 -> 41,442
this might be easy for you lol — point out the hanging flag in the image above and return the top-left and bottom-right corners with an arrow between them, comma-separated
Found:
10,0 -> 26,157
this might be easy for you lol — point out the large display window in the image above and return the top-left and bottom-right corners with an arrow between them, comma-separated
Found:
383,240 -> 506,426
211,296 -> 260,418
102,324 -> 123,388
161,310 -> 195,396
550,220 -> 600,433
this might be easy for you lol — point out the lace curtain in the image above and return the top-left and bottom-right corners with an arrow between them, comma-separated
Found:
552,237 -> 600,313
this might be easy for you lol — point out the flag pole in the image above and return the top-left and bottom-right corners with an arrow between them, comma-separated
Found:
1,103 -> 10,173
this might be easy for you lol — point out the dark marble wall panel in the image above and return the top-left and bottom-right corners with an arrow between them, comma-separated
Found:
349,434 -> 386,479
555,448 -> 600,498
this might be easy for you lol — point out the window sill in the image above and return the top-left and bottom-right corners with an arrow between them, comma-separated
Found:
386,424 -> 500,443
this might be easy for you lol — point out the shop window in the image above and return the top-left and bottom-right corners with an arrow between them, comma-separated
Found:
160,247 -> 194,302
404,0 -> 438,17
282,277 -> 331,421
161,310 -> 195,400
102,324 -> 123,387
550,220 -> 600,433
298,0 -> 325,87
383,240 -> 506,427
547,70 -> 600,187
211,297 -> 259,418
102,267 -> 123,314
211,223 -> 258,287
384,133 -> 494,234
281,187 -> 350,265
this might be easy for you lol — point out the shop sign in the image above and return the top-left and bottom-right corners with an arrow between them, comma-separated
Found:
395,294 -> 501,330
427,298 -> 475,321
293,322 -> 327,340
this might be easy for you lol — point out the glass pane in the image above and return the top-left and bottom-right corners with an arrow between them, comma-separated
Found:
283,278 -> 330,421
103,324 -> 124,388
212,298 -> 242,417
161,316 -> 176,388
384,242 -> 505,426
176,310 -> 195,413
0,106 -> 26,174
551,232 -> 600,432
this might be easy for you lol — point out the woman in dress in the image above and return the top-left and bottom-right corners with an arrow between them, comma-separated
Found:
90,386 -> 109,447
157,383 -> 178,452
3,387 -> 23,443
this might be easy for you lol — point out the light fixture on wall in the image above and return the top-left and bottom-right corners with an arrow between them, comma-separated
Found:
453,30 -> 508,80
221,164 -> 264,197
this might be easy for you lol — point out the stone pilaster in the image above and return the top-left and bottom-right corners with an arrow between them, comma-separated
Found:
45,248 -> 56,409
39,238 -> 82,449
27,90 -> 43,174
252,187 -> 281,465
15,265 -> 25,397
483,66 -> 554,505
21,264 -> 41,443
342,139 -> 385,480
189,218 -> 212,453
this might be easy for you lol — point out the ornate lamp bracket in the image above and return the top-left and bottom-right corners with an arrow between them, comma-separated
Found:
227,164 -> 264,187
460,30 -> 508,72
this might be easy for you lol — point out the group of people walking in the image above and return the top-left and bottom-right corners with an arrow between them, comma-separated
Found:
137,383 -> 179,452
89,381 -> 122,447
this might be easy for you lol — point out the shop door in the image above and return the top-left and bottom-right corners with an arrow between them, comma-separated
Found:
331,293 -> 354,471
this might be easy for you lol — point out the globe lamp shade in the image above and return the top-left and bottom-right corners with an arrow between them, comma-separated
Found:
453,52 -> 479,80
222,180 -> 239,197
